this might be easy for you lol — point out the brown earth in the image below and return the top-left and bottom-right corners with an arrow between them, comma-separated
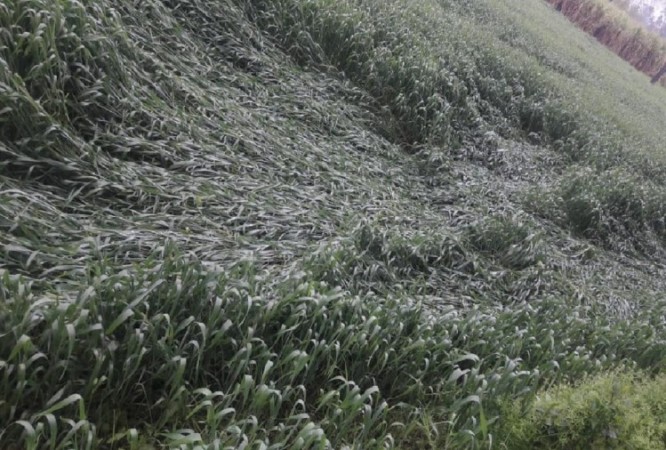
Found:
546,0 -> 666,85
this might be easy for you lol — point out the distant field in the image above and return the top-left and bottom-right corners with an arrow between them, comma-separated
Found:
546,0 -> 666,85
493,0 -> 666,161
1,0 -> 665,448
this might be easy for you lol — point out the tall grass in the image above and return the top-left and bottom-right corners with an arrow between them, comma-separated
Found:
246,0 -> 586,149
2,253 -> 665,448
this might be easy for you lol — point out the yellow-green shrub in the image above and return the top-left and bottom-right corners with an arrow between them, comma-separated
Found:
497,372 -> 666,449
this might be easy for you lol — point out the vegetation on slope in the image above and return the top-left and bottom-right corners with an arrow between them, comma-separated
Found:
1,0 -> 666,448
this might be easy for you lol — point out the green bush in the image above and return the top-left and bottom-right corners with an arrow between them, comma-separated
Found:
497,372 -> 666,449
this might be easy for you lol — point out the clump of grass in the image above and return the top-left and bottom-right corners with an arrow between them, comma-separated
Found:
497,371 -> 666,449
353,222 -> 471,275
528,167 -> 666,252
302,222 -> 473,299
464,214 -> 545,270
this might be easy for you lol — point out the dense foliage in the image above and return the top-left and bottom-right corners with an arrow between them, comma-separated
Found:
1,0 -> 665,448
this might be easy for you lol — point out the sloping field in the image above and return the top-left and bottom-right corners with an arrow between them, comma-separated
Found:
1,0 -> 666,448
